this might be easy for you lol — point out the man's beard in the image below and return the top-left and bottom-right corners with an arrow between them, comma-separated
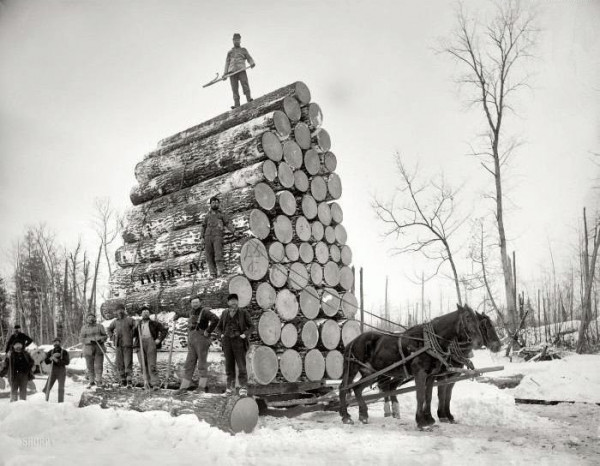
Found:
211,204 -> 219,210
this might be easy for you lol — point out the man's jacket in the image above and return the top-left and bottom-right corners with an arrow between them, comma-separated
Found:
133,319 -> 168,350
224,47 -> 255,75
108,316 -> 136,347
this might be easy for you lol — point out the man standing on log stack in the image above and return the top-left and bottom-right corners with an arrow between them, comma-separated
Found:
43,337 -> 70,402
215,293 -> 254,396
177,296 -> 219,394
223,33 -> 255,109
133,307 -> 168,390
200,196 -> 234,279
107,304 -> 136,388
79,312 -> 108,389
5,324 -> 33,353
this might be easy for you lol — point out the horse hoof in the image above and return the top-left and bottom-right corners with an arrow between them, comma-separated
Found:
342,417 -> 354,425
439,417 -> 450,423
359,417 -> 369,424
392,413 -> 401,419
384,412 -> 392,418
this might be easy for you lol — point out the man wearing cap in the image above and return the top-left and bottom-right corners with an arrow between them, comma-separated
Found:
5,324 -> 33,353
177,296 -> 220,394
43,337 -> 70,402
0,341 -> 35,402
133,307 -> 168,390
107,304 -> 136,387
223,33 -> 255,109
199,196 -> 234,278
79,313 -> 108,388
215,293 -> 254,395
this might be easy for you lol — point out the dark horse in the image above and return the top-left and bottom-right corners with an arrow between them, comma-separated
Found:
339,304 -> 484,429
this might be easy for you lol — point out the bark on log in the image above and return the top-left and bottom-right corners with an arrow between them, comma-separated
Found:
293,170 -> 309,193
294,216 -> 312,242
329,244 -> 341,263
268,242 -> 285,263
155,82 -> 311,151
324,226 -> 337,244
136,112 -> 291,184
340,319 -> 361,346
257,310 -> 281,345
254,182 -> 276,211
247,345 -> 279,385
315,242 -> 329,264
339,266 -> 354,291
299,286 -> 320,319
301,320 -> 319,349
325,350 -> 344,379
321,288 -> 341,317
299,242 -> 315,263
280,323 -> 299,348
309,263 -> 323,286
240,238 -> 269,281
269,263 -> 288,288
323,261 -> 340,287
275,289 -> 299,321
341,292 -> 359,319
293,122 -> 312,150
310,176 -> 328,202
282,140 -> 303,169
304,149 -> 321,176
273,215 -> 293,244
301,103 -> 323,130
311,221 -> 325,242
312,128 -> 332,154
285,243 -> 300,262
304,349 -> 325,382
301,194 -> 318,220
255,282 -> 276,309
334,223 -> 348,245
130,132 -> 282,205
279,349 -> 302,382
277,191 -> 297,216
340,245 -> 353,266
323,152 -> 337,172
277,162 -> 295,189
316,318 -> 341,350
228,275 -> 253,308
78,389 -> 259,434
329,202 -> 343,224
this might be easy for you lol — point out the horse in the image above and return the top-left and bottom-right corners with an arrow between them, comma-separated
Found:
339,304 -> 484,429
436,311 -> 502,423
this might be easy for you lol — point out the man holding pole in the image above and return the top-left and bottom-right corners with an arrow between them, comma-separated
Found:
43,337 -> 70,402
108,304 -> 136,388
133,306 -> 168,390
79,312 -> 108,388
223,33 -> 255,109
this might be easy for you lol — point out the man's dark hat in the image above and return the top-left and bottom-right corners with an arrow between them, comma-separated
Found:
53,337 -> 61,343
140,303 -> 151,311
209,195 -> 220,203
227,293 -> 239,301
14,324 -> 21,329
233,33 -> 241,39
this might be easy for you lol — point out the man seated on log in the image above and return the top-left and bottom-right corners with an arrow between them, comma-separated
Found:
5,324 -> 33,354
133,306 -> 168,390
42,337 -> 70,402
223,32 -> 255,109
215,293 -> 254,396
177,296 -> 219,394
0,341 -> 35,402
107,303 -> 136,388
79,312 -> 108,389
199,196 -> 234,279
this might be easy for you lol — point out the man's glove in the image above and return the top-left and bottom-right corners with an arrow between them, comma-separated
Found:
51,354 -> 60,363
251,63 -> 255,68
154,339 -> 160,345
240,334 -> 246,340
203,330 -> 210,338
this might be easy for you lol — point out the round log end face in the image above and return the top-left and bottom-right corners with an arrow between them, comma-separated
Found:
327,173 -> 342,200
308,103 -> 323,128
341,292 -> 359,319
299,242 -> 315,263
277,162 -> 295,189
254,182 -> 276,211
258,310 -> 282,346
340,245 -> 353,266
309,263 -> 323,286
310,176 -> 328,202
304,149 -> 321,176
283,140 -> 303,169
274,215 -> 293,244
294,81 -> 312,105
325,350 -> 344,379
315,128 -> 331,153
324,226 -> 336,245
339,266 -> 354,291
320,319 -> 341,350
278,190 -> 297,216
280,349 -> 302,382
293,170 -> 309,193
294,122 -> 312,150
329,244 -> 341,263
275,289 -> 299,321
249,209 -> 271,240
256,282 -> 276,309
288,262 -> 309,290
240,238 -> 269,280
304,349 -> 325,381
248,346 -> 279,385
268,241 -> 285,263
262,132 -> 283,162
315,241 -> 329,264
323,261 -> 340,287
262,159 -> 278,182
285,242 -> 299,262
273,110 -> 292,139
329,202 -> 344,224
299,285 -> 320,319
283,96 -> 302,122
230,397 -> 260,434
323,152 -> 338,173
311,221 -> 325,242
321,288 -> 341,317
280,323 -> 299,348
341,319 -> 361,346
295,216 -> 311,242
269,263 -> 288,288
301,195 -> 318,220
317,202 -> 332,226
301,320 -> 319,349
334,224 -> 348,245
228,275 -> 253,308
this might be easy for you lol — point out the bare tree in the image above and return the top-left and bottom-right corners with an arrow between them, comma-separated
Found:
373,154 -> 466,304
442,1 -> 538,331
92,197 -> 122,277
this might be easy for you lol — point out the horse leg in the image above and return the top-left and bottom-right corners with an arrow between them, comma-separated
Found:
356,384 -> 369,424
339,364 -> 359,424
423,376 -> 436,426
383,395 -> 392,417
391,394 -> 400,419
414,370 -> 428,429
445,382 -> 457,423
437,379 -> 450,422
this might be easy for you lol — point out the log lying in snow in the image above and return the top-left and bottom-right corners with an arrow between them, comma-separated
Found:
78,388 -> 259,434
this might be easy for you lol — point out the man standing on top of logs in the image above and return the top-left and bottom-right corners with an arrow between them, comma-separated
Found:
200,196 -> 234,279
42,337 -> 70,403
107,303 -> 136,388
223,33 -> 255,109
80,312 -> 108,389
5,324 -> 33,353
133,306 -> 168,390
215,293 -> 254,396
177,296 -> 220,394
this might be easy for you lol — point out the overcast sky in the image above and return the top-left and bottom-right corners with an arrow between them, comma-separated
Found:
0,0 -> 598,321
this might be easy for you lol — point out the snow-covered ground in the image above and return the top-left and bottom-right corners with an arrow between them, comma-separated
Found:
0,351 -> 599,465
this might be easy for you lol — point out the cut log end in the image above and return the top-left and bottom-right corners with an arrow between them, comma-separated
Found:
247,345 -> 279,385
240,238 -> 269,280
262,132 -> 283,162
228,275 -> 253,308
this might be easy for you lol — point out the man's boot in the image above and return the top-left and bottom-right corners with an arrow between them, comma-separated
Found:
176,378 -> 192,395
195,377 -> 208,394
245,92 -> 253,103
231,98 -> 240,109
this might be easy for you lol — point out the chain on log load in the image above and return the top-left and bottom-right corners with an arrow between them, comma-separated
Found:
92,81 -> 360,434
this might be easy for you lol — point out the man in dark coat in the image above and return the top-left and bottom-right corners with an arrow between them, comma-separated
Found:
215,293 -> 254,395
108,304 -> 136,387
43,337 -> 70,402
223,32 -> 255,109
199,196 -> 234,278
79,312 -> 108,388
0,341 -> 35,402
5,324 -> 33,353
133,307 -> 168,390
177,296 -> 220,394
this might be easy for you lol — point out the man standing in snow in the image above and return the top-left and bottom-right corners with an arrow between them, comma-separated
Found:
43,337 -> 70,402
0,341 -> 35,402
5,324 -> 33,353
79,312 -> 108,388
223,32 -> 255,109
133,307 -> 168,390
199,196 -> 234,278
177,296 -> 219,394
108,304 -> 136,388
215,293 -> 254,396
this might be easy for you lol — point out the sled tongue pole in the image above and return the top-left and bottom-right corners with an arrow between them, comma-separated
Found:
202,65 -> 253,88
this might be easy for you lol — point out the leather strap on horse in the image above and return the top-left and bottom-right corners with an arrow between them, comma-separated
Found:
449,340 -> 475,370
423,322 -> 452,369
397,336 -> 411,381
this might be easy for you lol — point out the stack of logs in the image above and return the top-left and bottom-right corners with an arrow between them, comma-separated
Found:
100,81 -> 361,387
